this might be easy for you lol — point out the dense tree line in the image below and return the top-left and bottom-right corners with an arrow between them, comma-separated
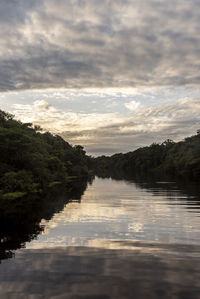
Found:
0,110 -> 91,199
1,107 -> 199,200
93,134 -> 200,180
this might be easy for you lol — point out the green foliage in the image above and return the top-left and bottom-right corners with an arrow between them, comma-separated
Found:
2,192 -> 27,200
48,181 -> 62,188
93,134 -> 200,180
1,171 -> 37,193
0,109 -> 91,197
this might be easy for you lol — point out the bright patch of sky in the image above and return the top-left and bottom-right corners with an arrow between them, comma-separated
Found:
1,0 -> 200,155
1,86 -> 200,155
1,86 -> 200,114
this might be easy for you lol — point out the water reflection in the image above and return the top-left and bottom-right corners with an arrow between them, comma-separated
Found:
0,175 -> 200,298
0,179 -> 89,261
27,177 -> 200,250
0,242 -> 200,299
0,175 -> 200,262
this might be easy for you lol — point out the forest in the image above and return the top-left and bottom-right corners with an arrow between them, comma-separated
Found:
93,134 -> 200,180
0,110 -> 91,200
0,108 -> 199,202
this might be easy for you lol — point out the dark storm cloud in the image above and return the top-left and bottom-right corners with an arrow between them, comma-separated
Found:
1,0 -> 200,91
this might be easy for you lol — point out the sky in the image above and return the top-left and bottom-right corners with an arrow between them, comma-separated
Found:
0,0 -> 200,156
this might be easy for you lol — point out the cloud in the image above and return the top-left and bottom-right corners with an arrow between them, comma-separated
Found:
33,100 -> 52,111
12,97 -> 200,155
1,0 -> 200,91
12,100 -> 122,133
61,97 -> 200,155
125,100 -> 141,111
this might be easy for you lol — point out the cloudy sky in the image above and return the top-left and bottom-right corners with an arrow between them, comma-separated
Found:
1,0 -> 200,155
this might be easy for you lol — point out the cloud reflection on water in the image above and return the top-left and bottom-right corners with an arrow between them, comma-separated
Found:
0,242 -> 200,299
27,178 -> 200,249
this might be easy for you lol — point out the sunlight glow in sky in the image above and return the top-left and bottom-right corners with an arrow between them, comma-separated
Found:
1,0 -> 200,155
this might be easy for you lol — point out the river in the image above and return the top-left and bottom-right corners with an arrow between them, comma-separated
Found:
0,176 -> 200,298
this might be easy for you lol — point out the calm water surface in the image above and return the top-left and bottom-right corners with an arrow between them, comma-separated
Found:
27,177 -> 200,248
0,177 -> 200,298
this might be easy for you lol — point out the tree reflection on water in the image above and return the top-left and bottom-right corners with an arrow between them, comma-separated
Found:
0,178 -> 90,262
